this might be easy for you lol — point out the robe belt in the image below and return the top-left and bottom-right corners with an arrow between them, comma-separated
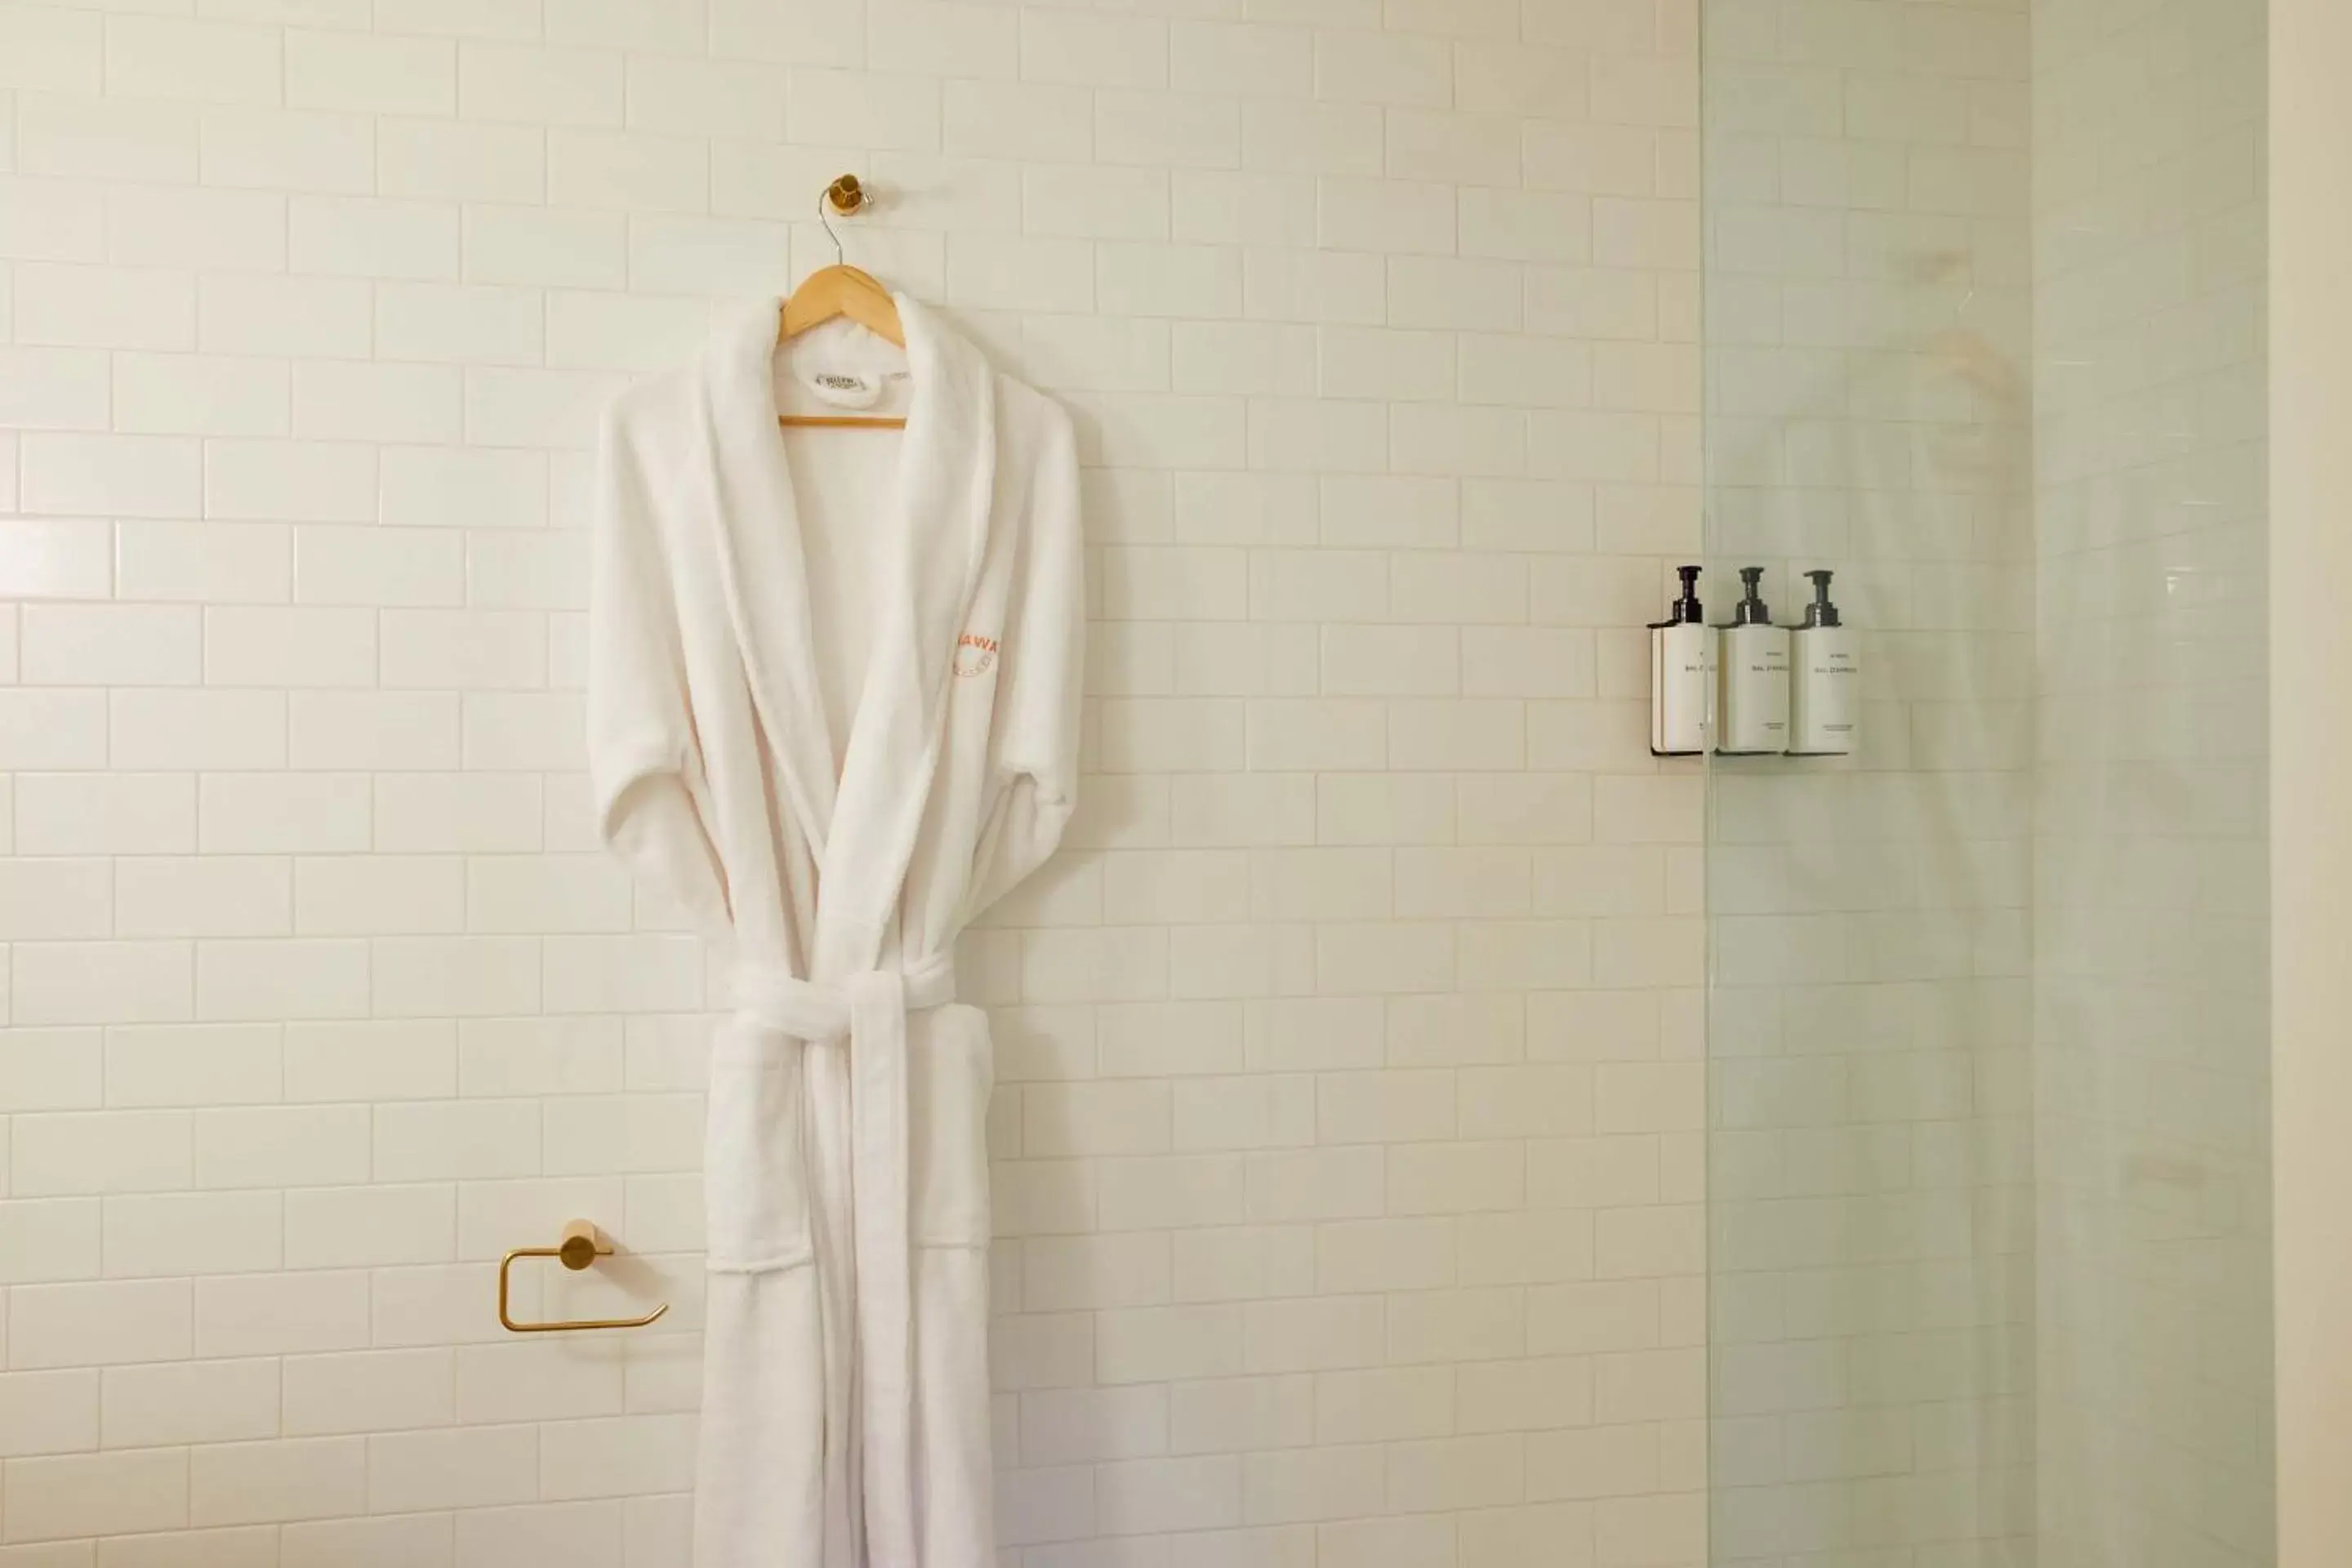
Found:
733,952 -> 956,1568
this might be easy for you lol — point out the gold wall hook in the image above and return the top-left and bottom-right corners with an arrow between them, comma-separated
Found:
498,1219 -> 670,1334
823,173 -> 867,216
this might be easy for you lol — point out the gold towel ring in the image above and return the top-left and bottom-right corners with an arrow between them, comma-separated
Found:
498,1219 -> 670,1334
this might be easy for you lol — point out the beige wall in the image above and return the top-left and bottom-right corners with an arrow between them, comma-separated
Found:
2273,1 -> 2352,1561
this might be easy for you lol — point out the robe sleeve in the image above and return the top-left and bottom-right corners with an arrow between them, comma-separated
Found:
587,406 -> 733,933
967,406 -> 1085,916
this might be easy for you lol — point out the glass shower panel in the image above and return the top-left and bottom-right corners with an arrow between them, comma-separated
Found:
2031,1 -> 2273,1564
1702,2 -> 2274,1566
1702,2 -> 2038,1562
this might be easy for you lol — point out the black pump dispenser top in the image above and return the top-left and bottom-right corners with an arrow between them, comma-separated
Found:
1650,565 -> 1704,629
1732,566 -> 1771,626
1670,564 -> 1702,625
1801,569 -> 1841,628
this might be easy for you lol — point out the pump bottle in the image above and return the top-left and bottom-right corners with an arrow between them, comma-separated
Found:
1787,569 -> 1855,755
1716,567 -> 1789,755
1648,565 -> 1710,756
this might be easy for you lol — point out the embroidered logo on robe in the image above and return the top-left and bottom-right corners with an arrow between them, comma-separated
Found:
953,633 -> 999,678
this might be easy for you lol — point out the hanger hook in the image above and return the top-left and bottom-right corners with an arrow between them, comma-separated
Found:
817,189 -> 843,268
817,174 -> 866,269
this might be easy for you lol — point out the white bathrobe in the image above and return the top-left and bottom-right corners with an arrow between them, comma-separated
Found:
588,296 -> 1082,1567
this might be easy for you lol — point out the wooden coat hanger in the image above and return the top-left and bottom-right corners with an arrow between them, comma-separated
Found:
777,175 -> 906,431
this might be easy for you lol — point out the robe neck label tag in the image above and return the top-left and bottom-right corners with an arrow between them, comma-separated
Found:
803,369 -> 884,409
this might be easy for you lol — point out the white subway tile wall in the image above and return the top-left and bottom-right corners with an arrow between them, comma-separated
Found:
0,0 -> 1704,1561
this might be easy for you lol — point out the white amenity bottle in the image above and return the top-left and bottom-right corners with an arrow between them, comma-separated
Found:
1786,568 -> 1856,756
1649,564 -> 1711,756
1716,567 -> 1788,755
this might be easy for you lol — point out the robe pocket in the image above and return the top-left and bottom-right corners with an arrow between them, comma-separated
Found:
704,1022 -> 814,1273
911,1004 -> 995,1248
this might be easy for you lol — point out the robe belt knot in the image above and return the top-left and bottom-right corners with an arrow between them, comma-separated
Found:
728,951 -> 955,1566
733,952 -> 957,1039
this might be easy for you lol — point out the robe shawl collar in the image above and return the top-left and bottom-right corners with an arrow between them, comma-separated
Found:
697,294 -> 997,981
